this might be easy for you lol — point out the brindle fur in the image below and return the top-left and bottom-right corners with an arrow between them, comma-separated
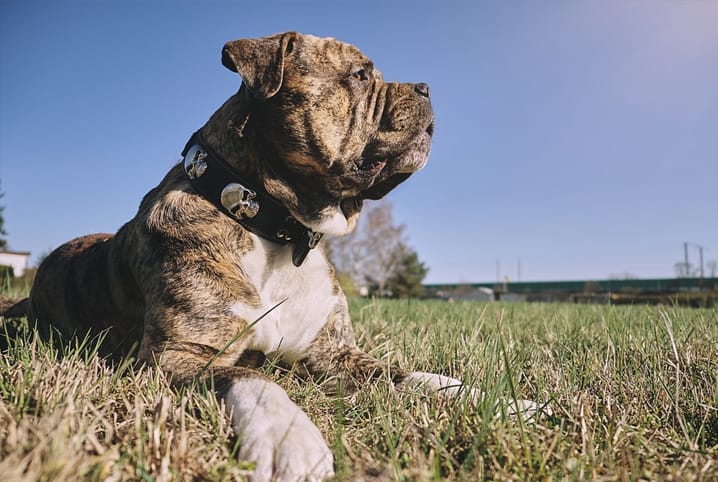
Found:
1,33 -> 436,476
4,32 -> 432,396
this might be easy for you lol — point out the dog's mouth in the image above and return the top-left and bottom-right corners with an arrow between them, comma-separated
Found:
354,121 -> 432,179
343,154 -> 388,190
357,157 -> 387,176
336,121 -> 433,220
359,122 -> 433,200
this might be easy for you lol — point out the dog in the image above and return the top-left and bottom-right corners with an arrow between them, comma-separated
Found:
2,32 -> 538,481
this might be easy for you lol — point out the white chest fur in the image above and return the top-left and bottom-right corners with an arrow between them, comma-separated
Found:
230,235 -> 339,363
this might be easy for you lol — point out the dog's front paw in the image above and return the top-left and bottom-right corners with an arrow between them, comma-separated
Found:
226,379 -> 334,482
400,371 -> 550,421
503,398 -> 547,418
400,371 -> 476,399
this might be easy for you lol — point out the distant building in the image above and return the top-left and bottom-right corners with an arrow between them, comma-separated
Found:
0,250 -> 31,277
426,277 -> 718,307
435,286 -> 495,302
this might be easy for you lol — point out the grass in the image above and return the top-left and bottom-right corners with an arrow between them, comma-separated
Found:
1,298 -> 717,481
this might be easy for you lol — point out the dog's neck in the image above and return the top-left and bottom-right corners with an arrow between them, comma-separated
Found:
200,91 -> 259,179
200,91 -> 307,211
181,129 -> 323,267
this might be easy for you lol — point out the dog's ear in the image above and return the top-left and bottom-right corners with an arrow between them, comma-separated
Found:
222,32 -> 297,99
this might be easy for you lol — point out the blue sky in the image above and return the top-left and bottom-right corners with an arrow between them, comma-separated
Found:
1,0 -> 716,284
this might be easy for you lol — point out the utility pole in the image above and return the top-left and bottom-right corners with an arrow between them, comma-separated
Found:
685,242 -> 707,279
684,242 -> 690,277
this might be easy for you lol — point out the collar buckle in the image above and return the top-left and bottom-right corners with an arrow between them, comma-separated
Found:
307,230 -> 323,249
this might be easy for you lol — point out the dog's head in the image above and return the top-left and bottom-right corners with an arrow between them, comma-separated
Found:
220,32 -> 434,235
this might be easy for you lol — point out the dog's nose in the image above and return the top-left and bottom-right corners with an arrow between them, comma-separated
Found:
414,83 -> 430,98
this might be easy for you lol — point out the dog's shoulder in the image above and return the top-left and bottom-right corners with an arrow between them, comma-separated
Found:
136,165 -> 222,234
120,165 -> 251,253
110,165 -> 255,300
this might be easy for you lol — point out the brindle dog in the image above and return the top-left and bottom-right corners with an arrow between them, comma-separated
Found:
2,32 -> 537,481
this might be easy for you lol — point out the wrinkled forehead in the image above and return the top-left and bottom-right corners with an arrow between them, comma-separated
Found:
297,34 -> 376,72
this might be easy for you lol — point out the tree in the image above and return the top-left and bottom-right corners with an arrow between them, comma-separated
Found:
323,200 -> 420,295
674,261 -> 694,278
707,260 -> 718,278
322,225 -> 362,285
356,201 -> 407,293
0,189 -> 8,250
385,249 -> 428,298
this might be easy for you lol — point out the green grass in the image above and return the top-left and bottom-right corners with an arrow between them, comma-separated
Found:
2,299 -> 717,481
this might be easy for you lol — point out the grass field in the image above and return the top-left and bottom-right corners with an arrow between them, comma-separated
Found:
1,298 -> 717,481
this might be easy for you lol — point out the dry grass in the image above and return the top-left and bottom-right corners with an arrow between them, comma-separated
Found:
1,299 -> 717,481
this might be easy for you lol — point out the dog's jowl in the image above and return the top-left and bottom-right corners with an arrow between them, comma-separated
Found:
5,32 -> 537,481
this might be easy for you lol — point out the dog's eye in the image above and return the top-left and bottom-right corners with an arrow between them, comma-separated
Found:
352,69 -> 368,81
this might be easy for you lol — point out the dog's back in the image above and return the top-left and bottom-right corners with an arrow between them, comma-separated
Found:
26,233 -> 144,357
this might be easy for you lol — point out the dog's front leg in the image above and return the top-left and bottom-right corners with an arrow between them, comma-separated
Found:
304,331 -> 469,399
147,346 -> 334,482
302,303 -> 482,397
309,338 -> 540,417
225,377 -> 334,482
303,303 -> 540,417
397,372 -> 539,415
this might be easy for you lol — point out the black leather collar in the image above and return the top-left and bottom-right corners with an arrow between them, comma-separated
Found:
181,132 -> 322,267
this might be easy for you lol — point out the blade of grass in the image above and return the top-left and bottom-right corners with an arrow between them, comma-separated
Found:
195,298 -> 288,382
